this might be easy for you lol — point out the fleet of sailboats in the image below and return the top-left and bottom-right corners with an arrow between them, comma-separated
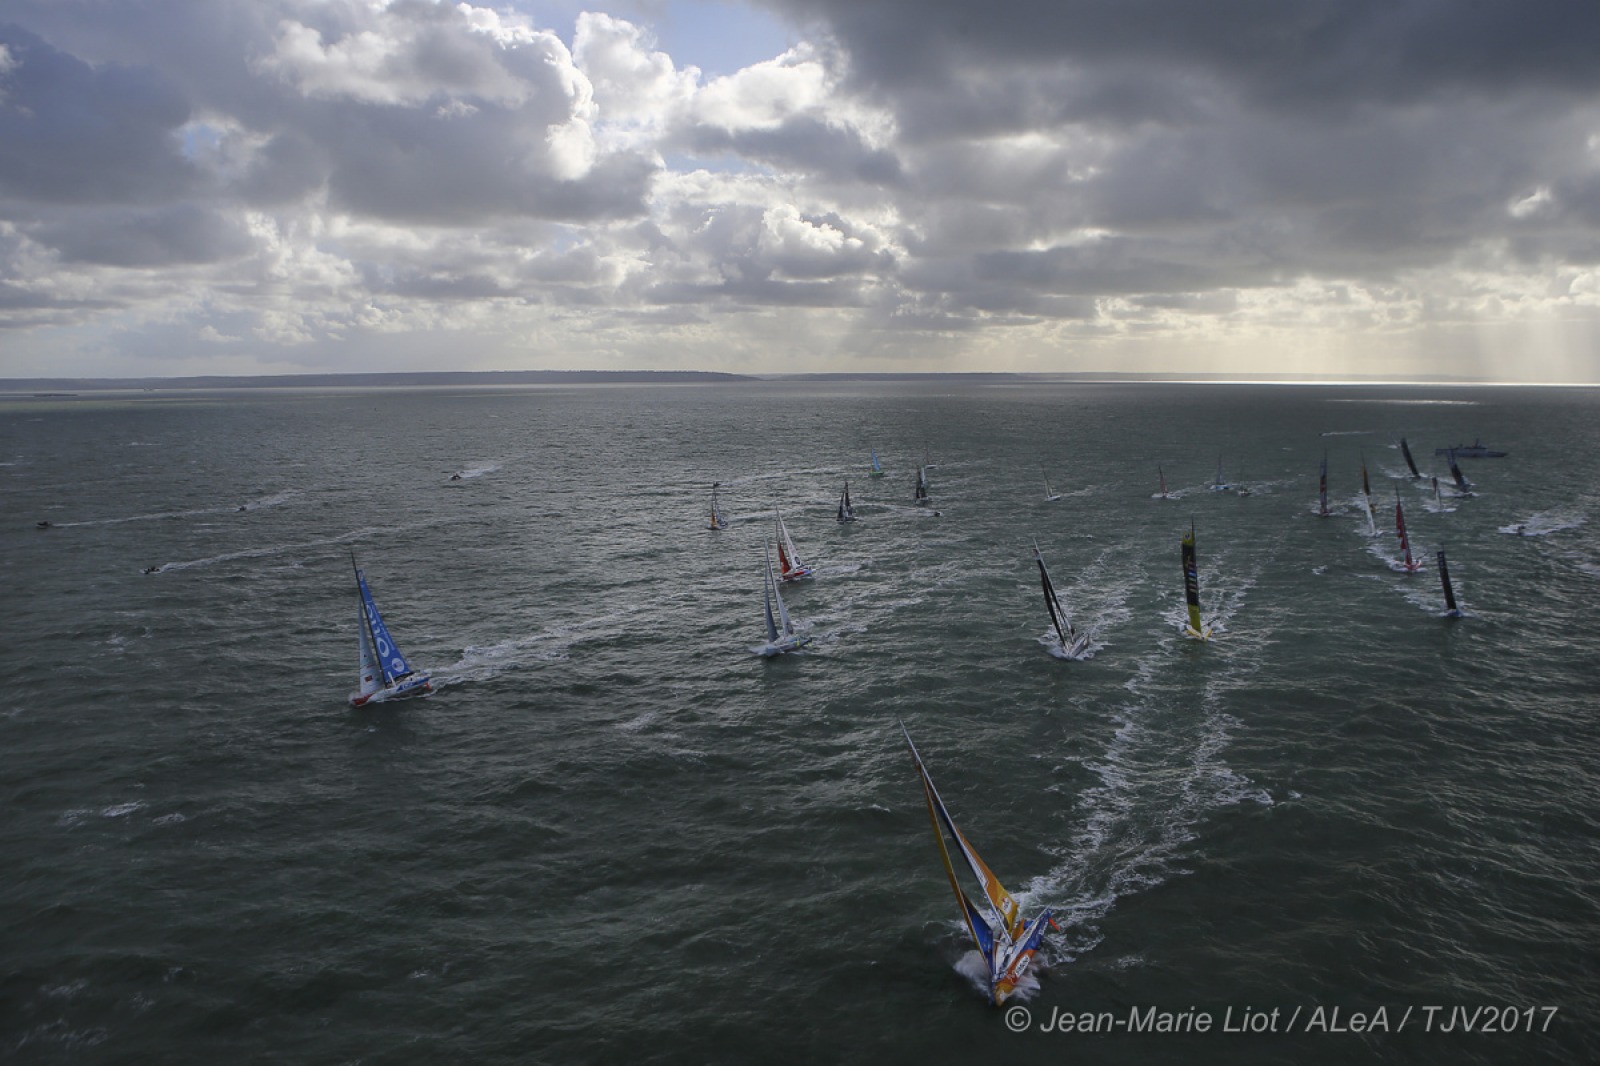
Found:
900,721 -> 1058,1006
348,555 -> 432,707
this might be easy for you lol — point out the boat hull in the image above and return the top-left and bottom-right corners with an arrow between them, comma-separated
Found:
780,566 -> 815,581
756,635 -> 811,657
349,674 -> 433,707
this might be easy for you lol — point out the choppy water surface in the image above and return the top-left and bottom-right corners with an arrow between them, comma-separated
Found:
3,382 -> 1598,1064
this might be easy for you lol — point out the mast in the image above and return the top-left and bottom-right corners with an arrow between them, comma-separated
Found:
1181,522 -> 1203,634
1318,453 -> 1330,516
1033,540 -> 1071,647
1395,487 -> 1418,570
1437,549 -> 1460,615
1400,437 -> 1421,478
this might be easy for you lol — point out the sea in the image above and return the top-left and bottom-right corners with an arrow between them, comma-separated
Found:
3,380 -> 1598,1065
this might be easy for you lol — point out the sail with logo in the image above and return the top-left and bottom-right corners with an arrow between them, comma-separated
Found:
898,721 -> 1058,1006
349,554 -> 432,706
1180,521 -> 1212,640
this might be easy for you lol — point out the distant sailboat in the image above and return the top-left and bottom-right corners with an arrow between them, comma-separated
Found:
1317,453 -> 1331,517
1210,456 -> 1230,493
1446,449 -> 1474,495
1359,452 -> 1377,535
348,555 -> 432,707
898,721 -> 1058,1006
869,449 -> 885,478
1034,540 -> 1091,659
1180,522 -> 1212,640
1394,488 -> 1424,572
1157,464 -> 1170,499
914,466 -> 930,506
1042,467 -> 1062,502
757,540 -> 811,656
774,510 -> 815,580
1399,436 -> 1422,479
709,482 -> 725,531
1437,549 -> 1462,617
836,480 -> 858,523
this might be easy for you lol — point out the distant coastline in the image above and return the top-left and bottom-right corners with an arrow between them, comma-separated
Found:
0,369 -> 1568,393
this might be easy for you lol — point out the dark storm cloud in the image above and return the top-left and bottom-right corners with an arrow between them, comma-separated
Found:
0,24 -> 199,205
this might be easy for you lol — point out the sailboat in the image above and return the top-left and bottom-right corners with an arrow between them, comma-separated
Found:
709,482 -> 725,531
869,449 -> 885,478
1445,449 -> 1474,496
1317,453 -> 1331,516
1399,436 -> 1422,479
348,555 -> 432,707
774,510 -> 815,580
899,721 -> 1058,1006
757,540 -> 810,655
1034,540 -> 1091,659
1210,456 -> 1230,493
1359,452 -> 1377,535
836,480 -> 858,523
1437,549 -> 1463,617
914,466 -> 930,506
1042,466 -> 1062,502
1394,487 -> 1424,572
1180,522 -> 1212,640
1156,464 -> 1170,499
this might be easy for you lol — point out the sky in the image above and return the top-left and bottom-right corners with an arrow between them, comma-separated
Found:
1,0 -> 1598,382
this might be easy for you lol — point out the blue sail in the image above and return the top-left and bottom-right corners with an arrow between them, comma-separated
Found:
357,570 -> 415,684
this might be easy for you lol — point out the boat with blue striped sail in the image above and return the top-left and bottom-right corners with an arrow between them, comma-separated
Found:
869,449 -> 885,478
1034,540 -> 1091,659
899,721 -> 1058,1005
774,511 -> 815,580
757,541 -> 809,656
348,554 -> 432,706
1181,522 -> 1212,640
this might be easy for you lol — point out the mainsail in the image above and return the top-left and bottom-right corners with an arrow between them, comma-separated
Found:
709,482 -> 725,530
1437,549 -> 1461,616
1394,488 -> 1422,571
1181,522 -> 1207,638
869,449 -> 885,478
349,554 -> 431,706
1158,464 -> 1169,499
1447,449 -> 1471,493
915,466 -> 930,505
774,511 -> 814,579
1034,540 -> 1088,657
899,722 -> 1055,1005
1400,436 -> 1421,478
1360,453 -> 1377,534
837,481 -> 857,523
1318,453 -> 1330,516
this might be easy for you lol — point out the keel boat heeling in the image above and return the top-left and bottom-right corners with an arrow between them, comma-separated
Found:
349,554 -> 432,706
1400,436 -> 1422,479
869,449 -> 885,478
1042,466 -> 1061,502
1034,540 -> 1092,659
709,482 -> 725,531
1210,456 -> 1230,492
1181,522 -> 1212,640
914,466 -> 930,505
1437,549 -> 1462,617
758,540 -> 811,655
1157,464 -> 1170,499
1394,487 -> 1423,572
1317,453 -> 1331,517
836,480 -> 858,523
899,721 -> 1058,1006
774,510 -> 815,580
1446,449 -> 1474,495
1360,452 -> 1377,535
